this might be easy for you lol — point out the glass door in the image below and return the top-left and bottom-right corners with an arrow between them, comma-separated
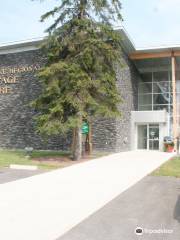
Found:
137,125 -> 148,149
137,124 -> 159,150
149,124 -> 159,150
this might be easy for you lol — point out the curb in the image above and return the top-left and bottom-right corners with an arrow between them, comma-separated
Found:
10,164 -> 38,170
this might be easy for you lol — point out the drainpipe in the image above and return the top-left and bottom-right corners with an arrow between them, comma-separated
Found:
171,51 -> 177,152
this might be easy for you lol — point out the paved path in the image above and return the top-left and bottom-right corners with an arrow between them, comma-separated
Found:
0,151 -> 174,240
58,176 -> 180,240
0,168 -> 45,184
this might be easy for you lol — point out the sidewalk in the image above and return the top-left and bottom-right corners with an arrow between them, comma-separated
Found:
0,151 -> 174,240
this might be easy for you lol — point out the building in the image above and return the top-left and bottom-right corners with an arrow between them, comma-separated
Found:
0,29 -> 178,152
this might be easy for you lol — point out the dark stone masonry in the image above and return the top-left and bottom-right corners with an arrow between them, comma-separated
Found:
0,48 -> 139,151
0,50 -> 70,150
92,52 -> 140,152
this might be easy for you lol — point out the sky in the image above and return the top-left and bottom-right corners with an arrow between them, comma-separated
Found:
1,0 -> 180,48
121,0 -> 180,48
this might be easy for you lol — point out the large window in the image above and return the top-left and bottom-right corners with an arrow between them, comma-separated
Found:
138,71 -> 172,112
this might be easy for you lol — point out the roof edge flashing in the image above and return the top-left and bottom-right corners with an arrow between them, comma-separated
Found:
0,38 -> 44,55
0,26 -> 137,55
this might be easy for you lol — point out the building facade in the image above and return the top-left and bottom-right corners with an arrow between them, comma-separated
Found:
0,29 -> 178,152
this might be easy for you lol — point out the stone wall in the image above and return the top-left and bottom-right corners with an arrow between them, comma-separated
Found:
0,50 -> 71,150
92,51 -> 141,152
115,52 -> 140,151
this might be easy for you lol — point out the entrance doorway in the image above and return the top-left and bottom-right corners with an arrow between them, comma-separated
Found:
137,124 -> 159,150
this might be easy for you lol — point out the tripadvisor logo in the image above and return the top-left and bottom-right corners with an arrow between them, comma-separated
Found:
135,227 -> 143,235
135,226 -> 173,236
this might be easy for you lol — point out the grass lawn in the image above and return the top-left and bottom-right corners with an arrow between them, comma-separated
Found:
0,150 -> 71,170
152,156 -> 180,178
0,150 -> 109,170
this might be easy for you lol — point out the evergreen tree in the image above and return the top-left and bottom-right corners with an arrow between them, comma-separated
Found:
33,0 -> 123,160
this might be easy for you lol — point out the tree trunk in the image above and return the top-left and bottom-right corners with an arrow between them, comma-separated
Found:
88,121 -> 93,155
72,125 -> 82,160
79,0 -> 87,19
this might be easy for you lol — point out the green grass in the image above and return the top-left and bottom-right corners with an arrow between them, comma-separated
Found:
31,150 -> 70,158
0,150 -> 71,170
152,156 -> 180,178
0,149 -> 110,170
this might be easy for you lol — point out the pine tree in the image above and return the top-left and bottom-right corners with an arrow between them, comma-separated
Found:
33,0 -> 123,160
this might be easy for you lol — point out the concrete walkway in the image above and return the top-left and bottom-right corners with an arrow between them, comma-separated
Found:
0,151 -> 174,240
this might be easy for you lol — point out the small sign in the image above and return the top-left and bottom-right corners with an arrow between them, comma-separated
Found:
82,122 -> 89,134
150,131 -> 155,137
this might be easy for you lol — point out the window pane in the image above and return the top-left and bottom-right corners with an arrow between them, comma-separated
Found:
176,71 -> 180,80
139,94 -> 152,105
153,81 -> 169,93
153,93 -> 170,105
153,105 -> 169,111
149,140 -> 159,150
138,71 -> 172,113
139,83 -> 152,94
140,73 -> 152,83
139,105 -> 152,111
169,71 -> 172,81
177,116 -> 180,136
169,93 -> 173,104
177,116 -> 180,126
176,95 -> 180,104
138,125 -> 147,149
177,104 -> 180,116
149,126 -> 159,139
170,82 -> 172,92
176,80 -> 180,93
149,124 -> 159,128
153,71 -> 169,82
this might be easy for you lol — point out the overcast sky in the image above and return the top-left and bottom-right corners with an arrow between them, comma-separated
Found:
1,0 -> 180,48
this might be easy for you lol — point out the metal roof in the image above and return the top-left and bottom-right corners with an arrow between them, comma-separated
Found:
0,38 -> 43,55
0,27 -> 136,55
0,27 -> 180,56
116,27 -> 136,54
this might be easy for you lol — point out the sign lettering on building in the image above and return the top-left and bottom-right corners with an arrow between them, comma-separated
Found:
0,64 -> 41,94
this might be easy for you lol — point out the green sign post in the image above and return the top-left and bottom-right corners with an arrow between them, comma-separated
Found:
82,122 -> 89,135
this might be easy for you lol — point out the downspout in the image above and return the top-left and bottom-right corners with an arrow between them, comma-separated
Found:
171,51 -> 177,150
